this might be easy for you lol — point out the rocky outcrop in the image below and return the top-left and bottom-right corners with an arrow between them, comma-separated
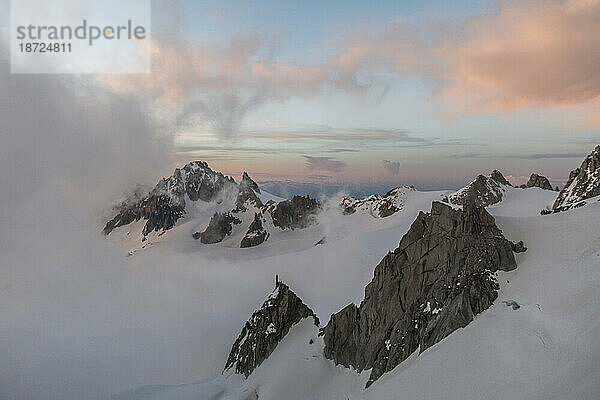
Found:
193,212 -> 241,244
265,196 -> 319,230
520,173 -> 554,191
103,161 -> 236,237
322,201 -> 521,387
490,170 -> 512,186
340,186 -> 415,217
240,213 -> 269,248
447,170 -> 510,207
224,279 -> 319,377
552,145 -> 600,212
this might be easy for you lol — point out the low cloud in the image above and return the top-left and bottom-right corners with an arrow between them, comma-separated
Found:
380,159 -> 400,175
510,152 -> 587,160
303,156 -> 346,173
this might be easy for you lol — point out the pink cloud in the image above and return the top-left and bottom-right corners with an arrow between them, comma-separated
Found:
99,0 -> 600,132
437,0 -> 600,117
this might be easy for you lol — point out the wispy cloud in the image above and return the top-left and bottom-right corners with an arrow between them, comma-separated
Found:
303,156 -> 346,173
510,152 -> 588,160
380,159 -> 400,175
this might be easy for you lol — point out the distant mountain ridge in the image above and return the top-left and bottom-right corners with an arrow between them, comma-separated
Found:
103,161 -> 321,248
339,186 -> 416,218
103,161 -> 236,237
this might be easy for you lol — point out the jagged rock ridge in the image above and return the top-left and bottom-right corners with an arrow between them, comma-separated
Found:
340,186 -> 415,217
195,194 -> 320,248
520,173 -> 554,191
447,170 -> 510,207
552,145 -> 600,212
321,201 -> 522,387
224,279 -> 319,377
103,161 -> 236,237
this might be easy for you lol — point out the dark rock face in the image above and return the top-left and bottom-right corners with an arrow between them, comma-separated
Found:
240,213 -> 269,248
266,195 -> 319,230
490,170 -> 512,186
553,145 -> 600,211
322,201 -> 520,387
447,171 -> 510,207
241,172 -> 261,194
224,280 -> 319,377
340,186 -> 415,218
103,161 -> 235,237
521,173 -> 553,191
194,212 -> 241,244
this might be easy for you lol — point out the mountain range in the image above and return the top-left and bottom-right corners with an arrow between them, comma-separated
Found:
105,145 -> 600,400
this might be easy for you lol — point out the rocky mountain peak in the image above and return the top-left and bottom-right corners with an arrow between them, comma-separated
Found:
234,172 -> 263,213
322,201 -> 522,387
490,170 -> 511,186
241,171 -> 261,194
103,161 -> 236,237
553,145 -> 600,211
224,279 -> 319,377
447,170 -> 510,208
521,173 -> 554,191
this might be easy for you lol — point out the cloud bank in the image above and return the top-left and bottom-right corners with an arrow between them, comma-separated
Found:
101,0 -> 600,134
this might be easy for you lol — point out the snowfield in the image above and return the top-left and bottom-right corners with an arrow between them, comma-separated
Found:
103,186 -> 600,400
2,179 -> 599,400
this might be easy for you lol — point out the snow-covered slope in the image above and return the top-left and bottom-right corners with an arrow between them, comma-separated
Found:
106,184 -> 600,400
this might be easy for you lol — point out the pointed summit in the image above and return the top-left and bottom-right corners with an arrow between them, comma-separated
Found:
522,173 -> 554,191
241,171 -> 260,194
322,201 -> 521,387
490,170 -> 511,186
224,280 -> 319,377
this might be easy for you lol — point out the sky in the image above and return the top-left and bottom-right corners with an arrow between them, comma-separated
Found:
147,0 -> 600,189
8,0 -> 600,190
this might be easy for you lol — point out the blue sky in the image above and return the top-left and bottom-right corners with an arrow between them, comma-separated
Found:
115,0 -> 600,189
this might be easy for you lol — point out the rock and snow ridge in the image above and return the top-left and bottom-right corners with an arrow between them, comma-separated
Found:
222,202 -> 524,389
551,145 -> 600,212
103,161 -> 321,247
321,201 -> 523,387
103,161 -> 236,238
224,278 -> 319,378
447,170 -> 510,207
104,161 -> 600,400
195,193 -> 321,248
339,186 -> 416,217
